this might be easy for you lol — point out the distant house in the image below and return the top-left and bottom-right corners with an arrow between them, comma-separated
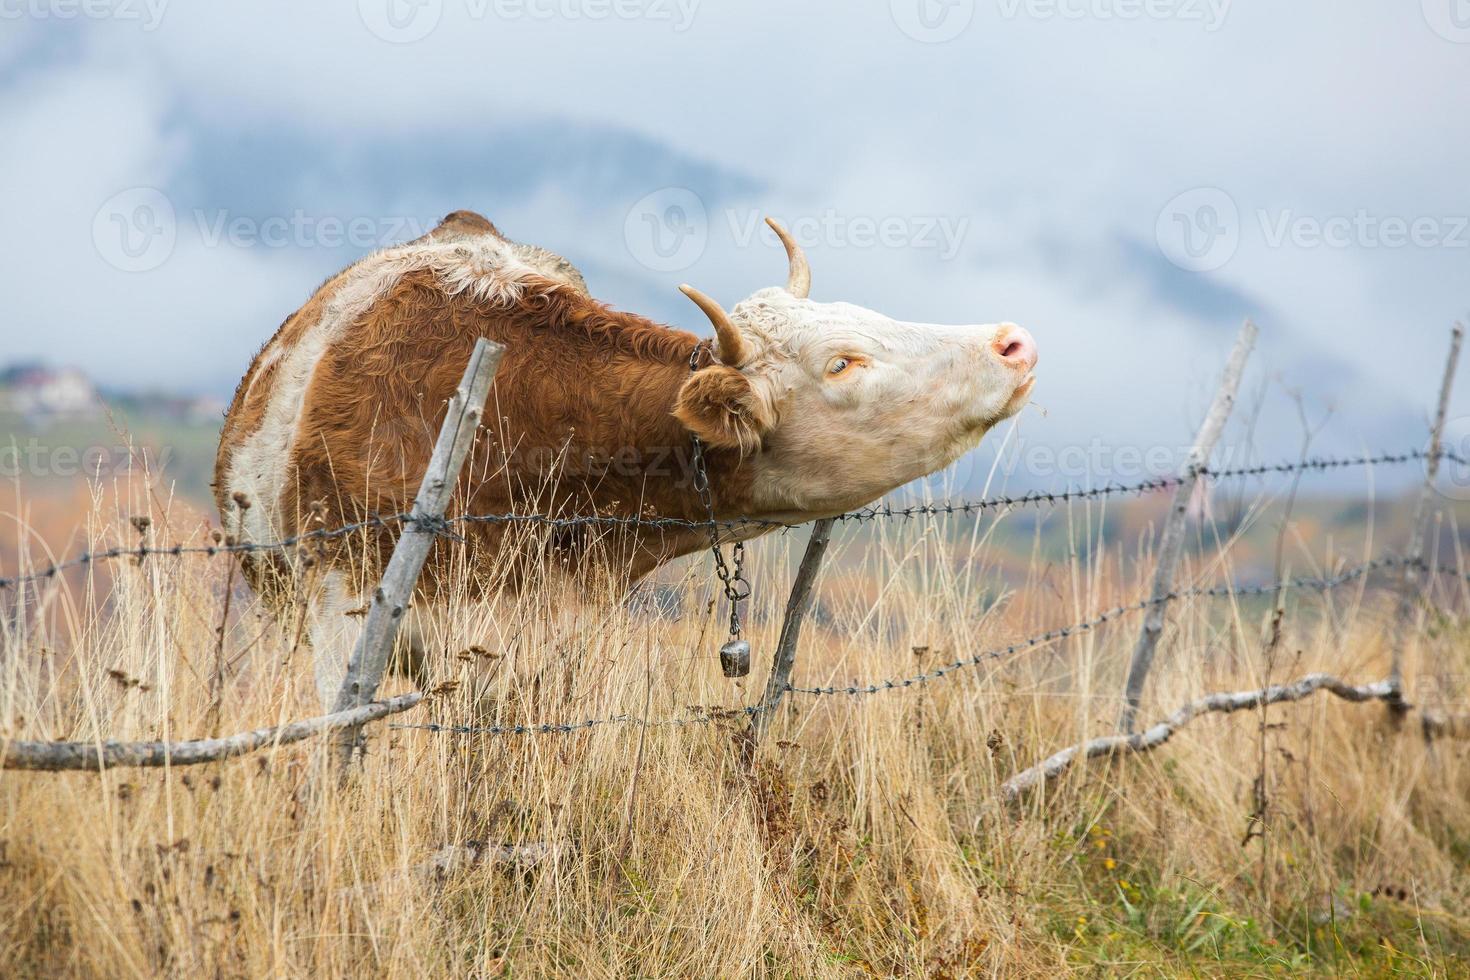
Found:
0,364 -> 103,421
120,392 -> 228,426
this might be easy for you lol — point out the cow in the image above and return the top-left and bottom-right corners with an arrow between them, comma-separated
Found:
214,210 -> 1037,705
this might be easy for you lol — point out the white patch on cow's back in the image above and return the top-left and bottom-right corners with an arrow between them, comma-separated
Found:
222,234 -> 549,545
239,343 -> 283,408
510,243 -> 589,295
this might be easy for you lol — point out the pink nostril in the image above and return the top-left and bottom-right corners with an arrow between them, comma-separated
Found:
992,326 -> 1037,371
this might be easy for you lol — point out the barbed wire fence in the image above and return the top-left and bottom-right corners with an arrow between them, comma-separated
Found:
3,324 -> 1469,795
5,447 -> 1460,595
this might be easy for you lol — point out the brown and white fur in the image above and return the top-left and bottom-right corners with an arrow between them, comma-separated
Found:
214,211 -> 1038,705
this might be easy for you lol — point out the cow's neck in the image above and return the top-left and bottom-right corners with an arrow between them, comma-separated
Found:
635,336 -> 757,524
527,314 -> 758,525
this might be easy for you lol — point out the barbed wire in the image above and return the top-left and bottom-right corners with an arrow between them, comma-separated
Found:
832,448 -> 1467,524
2,447 -> 1457,592
390,554 -> 1454,737
0,508 -> 788,593
0,512 -> 419,592
784,555 -> 1439,697
388,705 -> 765,736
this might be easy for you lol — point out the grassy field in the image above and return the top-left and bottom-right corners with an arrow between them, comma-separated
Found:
2,464 -> 1469,977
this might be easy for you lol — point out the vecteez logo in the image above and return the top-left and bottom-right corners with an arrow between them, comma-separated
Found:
1422,0 -> 1470,43
358,0 -> 443,43
996,0 -> 1231,31
1155,188 -> 1240,272
358,0 -> 700,42
1156,188 -> 1468,273
92,187 -> 177,273
1435,416 -> 1470,500
91,189 -> 452,270
0,0 -> 169,30
890,0 -> 975,43
623,188 -> 709,273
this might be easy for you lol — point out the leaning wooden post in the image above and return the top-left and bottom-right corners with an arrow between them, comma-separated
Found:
1389,323 -> 1464,714
750,517 -> 836,741
333,338 -> 504,769
1119,320 -> 1257,733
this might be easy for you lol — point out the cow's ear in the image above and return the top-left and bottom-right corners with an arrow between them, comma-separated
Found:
673,366 -> 773,453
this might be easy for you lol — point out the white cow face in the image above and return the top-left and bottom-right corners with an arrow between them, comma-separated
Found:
674,220 -> 1036,519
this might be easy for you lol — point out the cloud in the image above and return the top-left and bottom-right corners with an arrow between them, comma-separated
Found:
1,5 -> 1466,491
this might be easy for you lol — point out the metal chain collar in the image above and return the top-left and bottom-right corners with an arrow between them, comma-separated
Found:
688,341 -> 751,649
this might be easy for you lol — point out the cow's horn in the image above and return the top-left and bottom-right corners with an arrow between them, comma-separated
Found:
765,217 -> 811,299
679,284 -> 749,366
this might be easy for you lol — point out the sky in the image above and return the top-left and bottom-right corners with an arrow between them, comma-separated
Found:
2,1 -> 1468,494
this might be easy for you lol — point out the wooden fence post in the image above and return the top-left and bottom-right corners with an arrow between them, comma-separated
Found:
750,517 -> 836,741
1119,320 -> 1258,733
1389,322 -> 1464,713
332,338 -> 504,768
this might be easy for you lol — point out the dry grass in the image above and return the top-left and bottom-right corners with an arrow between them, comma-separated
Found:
3,477 -> 1470,978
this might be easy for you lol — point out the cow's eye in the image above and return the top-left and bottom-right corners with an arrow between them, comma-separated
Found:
827,357 -> 852,376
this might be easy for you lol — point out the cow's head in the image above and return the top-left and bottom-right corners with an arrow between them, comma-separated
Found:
674,219 -> 1036,519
